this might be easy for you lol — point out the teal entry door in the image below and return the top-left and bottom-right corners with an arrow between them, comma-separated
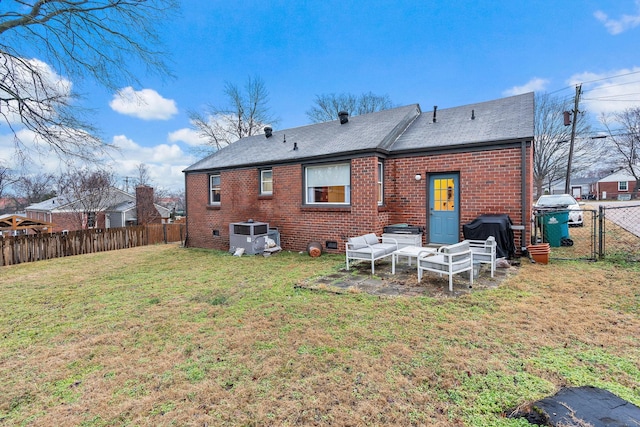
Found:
428,173 -> 460,244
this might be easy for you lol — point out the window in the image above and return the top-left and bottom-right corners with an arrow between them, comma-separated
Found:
377,161 -> 384,205
434,178 -> 455,211
261,169 -> 273,195
618,181 -> 628,191
305,163 -> 350,204
84,212 -> 96,228
209,173 -> 221,204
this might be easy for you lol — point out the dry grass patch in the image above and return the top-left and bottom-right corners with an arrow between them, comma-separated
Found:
0,244 -> 638,426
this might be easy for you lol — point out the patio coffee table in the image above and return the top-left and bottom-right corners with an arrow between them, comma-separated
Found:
391,246 -> 437,274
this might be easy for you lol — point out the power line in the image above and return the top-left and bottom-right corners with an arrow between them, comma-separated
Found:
580,69 -> 640,86
583,92 -> 640,99
546,70 -> 640,97
583,98 -> 640,103
582,79 -> 640,94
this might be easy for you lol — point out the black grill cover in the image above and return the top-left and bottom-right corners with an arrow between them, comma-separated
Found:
463,214 -> 515,259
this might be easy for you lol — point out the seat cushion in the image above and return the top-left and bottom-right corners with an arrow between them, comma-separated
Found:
420,254 -> 471,272
349,246 -> 389,259
373,242 -> 398,255
363,233 -> 380,245
441,241 -> 469,254
472,252 -> 492,262
348,235 -> 367,249
419,254 -> 447,272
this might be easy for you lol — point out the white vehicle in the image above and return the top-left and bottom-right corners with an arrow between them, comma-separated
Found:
534,194 -> 583,226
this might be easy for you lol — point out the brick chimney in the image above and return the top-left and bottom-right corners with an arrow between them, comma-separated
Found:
136,185 -> 161,225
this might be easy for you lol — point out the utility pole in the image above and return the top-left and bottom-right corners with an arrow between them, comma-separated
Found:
565,84 -> 582,195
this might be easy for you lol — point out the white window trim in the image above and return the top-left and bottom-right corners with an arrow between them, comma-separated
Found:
304,162 -> 351,205
377,161 -> 384,206
260,169 -> 273,195
618,181 -> 628,191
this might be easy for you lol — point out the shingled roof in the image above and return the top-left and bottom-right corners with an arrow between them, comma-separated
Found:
391,92 -> 534,152
184,92 -> 533,172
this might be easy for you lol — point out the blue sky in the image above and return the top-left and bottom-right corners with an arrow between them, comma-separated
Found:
3,0 -> 640,192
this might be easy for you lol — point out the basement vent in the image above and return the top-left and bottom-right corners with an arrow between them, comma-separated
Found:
325,240 -> 338,250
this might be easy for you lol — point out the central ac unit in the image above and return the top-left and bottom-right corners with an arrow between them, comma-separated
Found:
228,221 -> 269,255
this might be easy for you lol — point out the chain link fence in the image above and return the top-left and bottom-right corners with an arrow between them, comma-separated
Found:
531,203 -> 640,262
599,204 -> 640,262
532,208 -> 597,261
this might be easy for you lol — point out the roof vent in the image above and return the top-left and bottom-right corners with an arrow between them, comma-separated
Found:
471,109 -> 475,120
433,106 -> 437,123
264,126 -> 272,138
338,111 -> 349,124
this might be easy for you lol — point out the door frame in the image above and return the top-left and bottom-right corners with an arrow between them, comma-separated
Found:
426,172 -> 460,244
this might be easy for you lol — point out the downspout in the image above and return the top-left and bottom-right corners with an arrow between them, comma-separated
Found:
520,139 -> 528,252
183,172 -> 189,247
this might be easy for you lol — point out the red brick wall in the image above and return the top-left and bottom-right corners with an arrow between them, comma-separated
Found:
597,181 -> 637,200
25,211 -> 107,232
136,186 -> 162,225
385,147 -> 532,250
185,145 -> 532,253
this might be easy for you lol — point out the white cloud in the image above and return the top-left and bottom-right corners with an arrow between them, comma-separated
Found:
0,128 -> 72,174
568,67 -> 640,116
502,77 -> 550,96
109,87 -> 178,120
594,1 -> 640,35
109,134 -> 195,191
0,56 -> 73,125
168,127 -> 208,147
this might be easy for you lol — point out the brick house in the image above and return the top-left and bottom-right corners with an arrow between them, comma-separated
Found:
594,169 -> 639,200
183,93 -> 534,253
25,186 -> 170,232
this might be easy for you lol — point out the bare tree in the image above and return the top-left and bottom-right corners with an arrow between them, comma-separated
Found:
0,162 -> 18,214
0,162 -> 13,200
306,91 -> 393,123
57,168 -> 116,229
189,76 -> 277,152
533,93 -> 594,197
135,163 -> 153,187
0,0 -> 177,162
600,107 -> 640,198
12,173 -> 56,211
165,189 -> 185,216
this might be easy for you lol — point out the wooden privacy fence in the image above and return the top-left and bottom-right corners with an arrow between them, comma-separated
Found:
1,223 -> 185,267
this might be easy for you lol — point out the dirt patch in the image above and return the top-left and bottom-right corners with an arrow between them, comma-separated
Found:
297,257 -> 520,297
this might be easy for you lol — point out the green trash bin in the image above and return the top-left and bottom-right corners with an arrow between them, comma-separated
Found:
540,210 -> 569,247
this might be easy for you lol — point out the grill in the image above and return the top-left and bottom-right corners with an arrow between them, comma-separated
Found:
383,224 -> 422,234
463,214 -> 515,259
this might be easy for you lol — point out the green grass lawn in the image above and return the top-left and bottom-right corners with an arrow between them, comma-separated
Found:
1,244 -> 638,426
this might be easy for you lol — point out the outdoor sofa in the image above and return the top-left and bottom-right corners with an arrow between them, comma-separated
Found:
345,233 -> 399,274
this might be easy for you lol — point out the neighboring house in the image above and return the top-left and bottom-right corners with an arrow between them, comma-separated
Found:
25,186 -> 170,232
544,177 -> 597,199
183,93 -> 534,254
594,170 -> 639,200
